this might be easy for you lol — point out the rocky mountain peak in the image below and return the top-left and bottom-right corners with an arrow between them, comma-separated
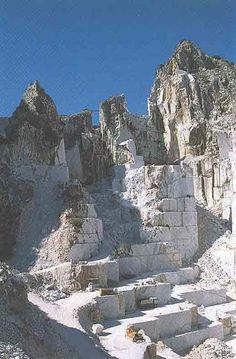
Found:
13,80 -> 58,121
166,39 -> 213,74
5,81 -> 64,165
148,39 -> 236,168
175,39 -> 203,56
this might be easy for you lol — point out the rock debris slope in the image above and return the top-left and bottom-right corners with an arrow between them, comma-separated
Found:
0,40 -> 236,358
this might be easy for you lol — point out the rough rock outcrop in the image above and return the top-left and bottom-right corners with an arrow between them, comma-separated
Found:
5,81 -> 64,165
0,263 -> 28,312
148,40 -> 236,213
1,40 -> 236,359
62,111 -> 109,184
100,94 -> 167,166
97,41 -> 236,216
1,39 -> 235,279
0,164 -> 33,260
32,180 -> 103,270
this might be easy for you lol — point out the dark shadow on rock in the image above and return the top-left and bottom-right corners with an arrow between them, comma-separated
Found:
194,204 -> 230,261
88,175 -> 143,260
1,300 -> 115,359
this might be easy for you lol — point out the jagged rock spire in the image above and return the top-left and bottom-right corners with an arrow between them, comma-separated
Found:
167,39 -> 213,74
175,39 -> 204,55
14,80 -> 58,120
6,81 -> 64,165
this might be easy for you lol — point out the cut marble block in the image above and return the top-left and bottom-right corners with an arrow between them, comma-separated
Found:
134,283 -> 171,305
70,242 -> 100,261
173,285 -> 227,307
164,322 -> 224,354
117,286 -> 136,313
95,294 -> 125,319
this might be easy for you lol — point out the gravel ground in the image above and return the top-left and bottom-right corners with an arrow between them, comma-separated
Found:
184,338 -> 234,359
197,231 -> 234,287
0,342 -> 30,359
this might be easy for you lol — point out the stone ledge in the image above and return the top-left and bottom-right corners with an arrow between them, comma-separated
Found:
164,322 -> 224,354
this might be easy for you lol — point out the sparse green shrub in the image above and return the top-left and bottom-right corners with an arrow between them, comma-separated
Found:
70,216 -> 83,230
212,55 -> 223,60
112,244 -> 131,259
0,186 -> 7,198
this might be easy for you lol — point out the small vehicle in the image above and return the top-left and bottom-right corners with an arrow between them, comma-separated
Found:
138,296 -> 159,309
126,325 -> 145,343
99,288 -> 117,296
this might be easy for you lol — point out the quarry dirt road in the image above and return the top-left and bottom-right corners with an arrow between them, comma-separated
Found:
29,292 -> 113,359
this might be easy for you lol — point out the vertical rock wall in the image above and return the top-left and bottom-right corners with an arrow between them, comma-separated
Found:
63,111 -> 110,184
148,40 -> 236,215
100,95 -> 167,166
119,164 -> 198,261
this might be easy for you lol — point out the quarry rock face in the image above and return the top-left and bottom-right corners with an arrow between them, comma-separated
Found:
0,263 -> 28,312
115,161 -> 198,261
32,180 -> 103,270
0,39 -> 236,359
148,40 -> 236,213
100,94 -> 167,166
0,40 -> 235,269
98,40 -> 236,216
5,81 -> 64,165
0,39 -> 234,270
0,164 -> 33,260
62,111 -> 109,184
62,111 -> 93,180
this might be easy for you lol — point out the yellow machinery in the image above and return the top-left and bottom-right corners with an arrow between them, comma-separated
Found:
125,325 -> 145,343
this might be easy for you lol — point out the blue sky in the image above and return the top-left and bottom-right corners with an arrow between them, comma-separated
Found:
1,0 -> 236,121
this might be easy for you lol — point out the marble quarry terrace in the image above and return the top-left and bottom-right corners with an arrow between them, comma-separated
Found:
1,40 -> 236,359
